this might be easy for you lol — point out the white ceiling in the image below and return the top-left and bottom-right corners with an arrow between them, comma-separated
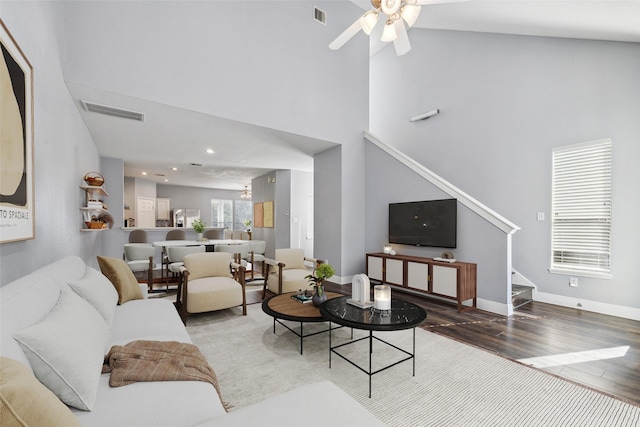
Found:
68,0 -> 640,191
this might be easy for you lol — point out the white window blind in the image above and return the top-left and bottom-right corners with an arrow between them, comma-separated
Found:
551,139 -> 612,278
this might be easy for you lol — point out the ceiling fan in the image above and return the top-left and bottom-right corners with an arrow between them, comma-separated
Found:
329,0 -> 467,56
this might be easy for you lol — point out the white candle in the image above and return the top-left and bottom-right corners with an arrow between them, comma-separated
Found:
374,285 -> 391,311
383,245 -> 392,254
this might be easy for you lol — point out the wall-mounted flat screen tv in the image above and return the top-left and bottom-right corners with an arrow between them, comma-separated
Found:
389,199 -> 457,248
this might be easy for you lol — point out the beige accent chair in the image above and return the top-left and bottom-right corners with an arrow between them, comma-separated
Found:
263,248 -> 322,298
176,252 -> 247,324
123,243 -> 155,291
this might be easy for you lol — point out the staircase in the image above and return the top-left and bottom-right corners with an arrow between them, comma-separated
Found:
512,269 -> 534,308
512,284 -> 534,308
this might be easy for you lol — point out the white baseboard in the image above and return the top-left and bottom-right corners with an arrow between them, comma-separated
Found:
477,298 -> 512,316
535,292 -> 640,321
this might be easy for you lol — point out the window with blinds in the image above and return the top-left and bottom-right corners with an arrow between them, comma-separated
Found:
551,139 -> 612,278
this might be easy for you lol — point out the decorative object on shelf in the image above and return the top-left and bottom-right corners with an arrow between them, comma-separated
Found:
240,185 -> 251,199
328,0 -> 465,56
85,221 -> 104,229
383,245 -> 392,254
243,219 -> 252,232
389,249 -> 397,256
192,218 -> 205,241
306,262 -> 335,307
97,212 -> 114,229
373,285 -> 392,311
347,274 -> 374,308
1,20 -> 35,244
83,172 -> 104,187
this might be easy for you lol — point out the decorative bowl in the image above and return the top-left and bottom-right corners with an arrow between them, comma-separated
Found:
83,172 -> 104,187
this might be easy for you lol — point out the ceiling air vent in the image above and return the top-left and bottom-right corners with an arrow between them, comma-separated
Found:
190,163 -> 203,167
314,7 -> 326,25
81,100 -> 145,122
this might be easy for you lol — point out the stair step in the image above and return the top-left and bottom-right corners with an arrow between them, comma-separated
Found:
512,284 -> 533,308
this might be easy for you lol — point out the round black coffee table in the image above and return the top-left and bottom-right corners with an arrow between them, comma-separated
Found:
320,296 -> 427,397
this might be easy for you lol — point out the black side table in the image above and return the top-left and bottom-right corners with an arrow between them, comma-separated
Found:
320,296 -> 427,398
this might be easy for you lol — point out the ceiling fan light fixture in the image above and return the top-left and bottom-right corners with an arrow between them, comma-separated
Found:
380,0 -> 402,16
359,10 -> 379,35
381,19 -> 398,42
401,4 -> 421,27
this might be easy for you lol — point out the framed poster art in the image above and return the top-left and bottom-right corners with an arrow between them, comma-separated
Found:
263,201 -> 274,228
1,20 -> 35,243
253,202 -> 264,228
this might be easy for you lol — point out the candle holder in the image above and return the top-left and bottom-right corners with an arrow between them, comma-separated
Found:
383,245 -> 392,254
373,285 -> 391,311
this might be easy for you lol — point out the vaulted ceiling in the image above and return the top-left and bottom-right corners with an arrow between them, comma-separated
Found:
65,1 -> 640,191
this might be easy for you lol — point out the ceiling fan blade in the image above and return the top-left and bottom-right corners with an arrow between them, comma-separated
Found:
415,0 -> 469,5
329,19 -> 363,50
393,19 -> 411,56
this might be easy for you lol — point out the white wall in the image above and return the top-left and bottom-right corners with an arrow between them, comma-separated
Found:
369,29 -> 640,311
0,2 -> 104,285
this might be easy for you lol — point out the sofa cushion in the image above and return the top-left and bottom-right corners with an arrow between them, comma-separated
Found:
68,267 -> 118,326
186,277 -> 243,314
0,357 -> 81,427
97,256 -> 143,304
12,288 -> 109,411
184,252 -> 232,280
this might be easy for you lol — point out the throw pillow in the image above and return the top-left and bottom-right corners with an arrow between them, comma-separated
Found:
12,288 -> 109,411
183,252 -> 232,280
0,357 -> 81,427
68,267 -> 118,326
97,256 -> 143,304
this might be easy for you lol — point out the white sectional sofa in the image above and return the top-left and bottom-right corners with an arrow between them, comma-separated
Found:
0,256 -> 384,426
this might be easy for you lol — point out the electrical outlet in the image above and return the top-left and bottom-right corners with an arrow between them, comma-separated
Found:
569,277 -> 578,287
537,212 -> 545,221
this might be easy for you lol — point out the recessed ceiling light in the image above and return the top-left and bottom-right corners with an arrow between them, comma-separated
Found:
141,172 -> 148,175
164,179 -> 169,182
205,148 -> 215,154
171,167 -> 178,171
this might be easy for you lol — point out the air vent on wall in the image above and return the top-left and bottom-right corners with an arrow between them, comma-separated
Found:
314,7 -> 326,25
81,100 -> 145,122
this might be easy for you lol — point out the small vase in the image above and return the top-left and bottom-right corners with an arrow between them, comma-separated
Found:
312,286 -> 327,307
196,232 -> 203,241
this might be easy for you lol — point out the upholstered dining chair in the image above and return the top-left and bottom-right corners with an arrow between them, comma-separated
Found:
247,240 -> 266,281
204,229 -> 222,240
123,243 -> 155,291
176,252 -> 247,324
263,248 -> 322,299
165,229 -> 185,241
167,245 -> 205,276
161,229 -> 186,278
128,229 -> 148,243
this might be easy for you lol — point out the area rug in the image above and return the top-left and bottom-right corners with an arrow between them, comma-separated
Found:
186,304 -> 640,427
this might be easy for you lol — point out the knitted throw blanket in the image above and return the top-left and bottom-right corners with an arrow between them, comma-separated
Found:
103,340 -> 230,411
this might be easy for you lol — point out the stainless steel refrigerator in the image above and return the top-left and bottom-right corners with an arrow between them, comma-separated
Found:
172,209 -> 200,228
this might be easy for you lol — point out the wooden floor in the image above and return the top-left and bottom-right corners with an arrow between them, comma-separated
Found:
324,282 -> 640,407
147,269 -> 639,407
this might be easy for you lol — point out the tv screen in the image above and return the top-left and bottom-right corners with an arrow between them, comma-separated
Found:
389,199 -> 457,248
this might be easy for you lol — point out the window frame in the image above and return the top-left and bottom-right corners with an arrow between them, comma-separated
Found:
549,138 -> 613,279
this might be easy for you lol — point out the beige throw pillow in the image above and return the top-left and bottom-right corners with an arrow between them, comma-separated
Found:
97,256 -> 143,304
0,357 -> 81,427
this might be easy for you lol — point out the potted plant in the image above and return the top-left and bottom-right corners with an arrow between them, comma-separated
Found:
243,219 -> 252,231
192,218 -> 206,241
306,263 -> 335,307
